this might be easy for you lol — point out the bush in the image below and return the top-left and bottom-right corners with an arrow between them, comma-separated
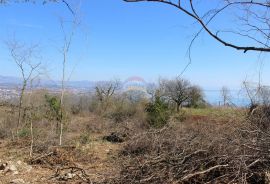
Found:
18,127 -> 30,138
145,96 -> 170,128
71,105 -> 81,115
45,94 -> 61,121
79,133 -> 91,145
109,105 -> 137,123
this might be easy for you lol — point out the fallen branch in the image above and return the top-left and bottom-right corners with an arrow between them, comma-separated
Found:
181,164 -> 229,181
29,152 -> 54,164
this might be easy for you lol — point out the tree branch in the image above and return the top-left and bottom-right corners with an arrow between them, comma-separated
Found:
124,0 -> 270,53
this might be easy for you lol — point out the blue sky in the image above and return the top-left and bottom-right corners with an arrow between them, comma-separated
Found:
0,0 -> 270,91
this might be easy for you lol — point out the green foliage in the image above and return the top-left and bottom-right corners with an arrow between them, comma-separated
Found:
187,86 -> 207,108
18,127 -> 30,138
188,98 -> 207,108
145,96 -> 170,128
45,94 -> 61,121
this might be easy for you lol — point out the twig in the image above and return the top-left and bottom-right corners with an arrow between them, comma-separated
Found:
181,164 -> 229,181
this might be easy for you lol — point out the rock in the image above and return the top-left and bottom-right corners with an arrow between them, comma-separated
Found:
17,161 -> 22,165
10,179 -> 25,184
9,165 -> 17,172
25,165 -> 32,172
1,163 -> 19,175
8,164 -> 18,175
66,172 -> 76,179
13,170 -> 19,175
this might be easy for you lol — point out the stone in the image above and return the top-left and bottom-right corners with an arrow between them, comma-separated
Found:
16,161 -> 22,165
9,165 -> 17,172
66,172 -> 76,179
10,179 -> 25,184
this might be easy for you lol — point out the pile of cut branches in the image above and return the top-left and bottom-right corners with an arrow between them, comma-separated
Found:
28,147 -> 76,168
105,115 -> 270,184
49,166 -> 92,183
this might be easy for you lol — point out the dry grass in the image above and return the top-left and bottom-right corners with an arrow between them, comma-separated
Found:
1,103 -> 270,183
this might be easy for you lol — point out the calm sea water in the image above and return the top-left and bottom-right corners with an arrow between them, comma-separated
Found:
204,91 -> 250,107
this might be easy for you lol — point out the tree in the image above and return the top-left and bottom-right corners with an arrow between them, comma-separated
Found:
57,14 -> 80,146
95,80 -> 121,111
187,85 -> 205,108
6,39 -> 41,136
220,86 -> 231,106
124,0 -> 270,53
28,75 -> 43,157
160,78 -> 191,112
243,81 -> 270,107
146,83 -> 157,102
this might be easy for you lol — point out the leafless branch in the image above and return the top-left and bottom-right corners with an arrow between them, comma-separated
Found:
124,0 -> 270,53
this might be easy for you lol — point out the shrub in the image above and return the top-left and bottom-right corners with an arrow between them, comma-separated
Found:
79,133 -> 91,145
71,104 -> 81,115
18,127 -> 30,138
109,105 -> 137,123
145,96 -> 170,128
45,94 -> 61,121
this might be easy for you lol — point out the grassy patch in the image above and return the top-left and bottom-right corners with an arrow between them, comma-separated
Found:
183,107 -> 246,122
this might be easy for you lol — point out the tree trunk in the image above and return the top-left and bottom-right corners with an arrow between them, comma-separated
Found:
59,52 -> 66,146
17,81 -> 26,136
30,117 -> 33,157
177,104 -> 180,112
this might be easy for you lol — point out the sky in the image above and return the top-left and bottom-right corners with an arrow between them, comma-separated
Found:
0,0 -> 270,94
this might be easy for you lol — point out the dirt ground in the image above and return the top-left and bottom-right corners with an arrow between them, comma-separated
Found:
0,134 -> 121,184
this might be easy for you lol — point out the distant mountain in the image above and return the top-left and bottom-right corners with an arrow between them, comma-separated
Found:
0,75 -> 22,85
0,75 -> 156,95
0,75 -> 96,92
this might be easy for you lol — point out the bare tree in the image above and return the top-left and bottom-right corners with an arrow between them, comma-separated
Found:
57,14 -> 80,146
6,39 -> 41,136
243,81 -> 270,107
220,86 -> 231,107
95,80 -> 121,111
124,0 -> 270,53
28,75 -> 43,157
146,83 -> 157,102
160,77 -> 191,112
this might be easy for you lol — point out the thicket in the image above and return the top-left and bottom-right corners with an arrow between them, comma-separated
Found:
145,95 -> 170,128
